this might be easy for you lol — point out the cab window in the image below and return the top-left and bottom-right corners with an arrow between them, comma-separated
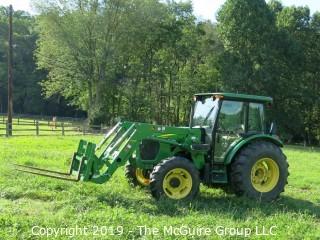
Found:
248,103 -> 265,133
218,101 -> 245,134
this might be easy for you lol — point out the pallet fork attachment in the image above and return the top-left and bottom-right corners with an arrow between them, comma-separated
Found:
14,122 -> 137,184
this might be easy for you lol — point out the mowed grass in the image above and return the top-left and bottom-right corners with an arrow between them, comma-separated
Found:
0,136 -> 319,240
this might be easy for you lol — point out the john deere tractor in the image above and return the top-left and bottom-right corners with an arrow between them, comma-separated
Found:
16,93 -> 289,201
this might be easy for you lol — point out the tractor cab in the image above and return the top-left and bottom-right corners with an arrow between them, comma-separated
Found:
191,93 -> 273,162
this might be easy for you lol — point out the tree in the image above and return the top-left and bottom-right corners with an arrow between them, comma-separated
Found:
0,7 -> 78,117
35,0 -> 222,125
216,0 -> 320,145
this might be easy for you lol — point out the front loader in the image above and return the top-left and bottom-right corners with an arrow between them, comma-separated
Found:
15,93 -> 289,201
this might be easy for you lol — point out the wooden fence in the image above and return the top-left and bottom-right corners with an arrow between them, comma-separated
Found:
0,113 -> 85,123
0,117 -> 106,137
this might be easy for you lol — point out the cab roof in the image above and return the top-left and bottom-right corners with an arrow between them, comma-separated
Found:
194,92 -> 273,103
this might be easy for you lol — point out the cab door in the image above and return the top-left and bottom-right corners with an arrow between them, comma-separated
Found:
213,100 -> 247,163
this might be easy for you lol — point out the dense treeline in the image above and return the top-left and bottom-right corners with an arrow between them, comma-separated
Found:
0,0 -> 319,144
35,0 -> 221,126
0,7 -> 85,117
217,0 -> 320,144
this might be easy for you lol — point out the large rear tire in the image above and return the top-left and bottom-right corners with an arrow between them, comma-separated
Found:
150,157 -> 200,200
230,141 -> 288,201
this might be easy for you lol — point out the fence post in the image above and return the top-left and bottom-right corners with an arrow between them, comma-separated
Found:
83,123 -> 86,135
62,122 -> 65,136
101,123 -> 103,134
36,121 -> 39,136
17,118 -> 19,125
5,120 -> 9,137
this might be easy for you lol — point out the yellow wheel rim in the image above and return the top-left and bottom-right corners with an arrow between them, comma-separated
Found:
251,158 -> 280,192
135,168 -> 150,186
162,168 -> 192,199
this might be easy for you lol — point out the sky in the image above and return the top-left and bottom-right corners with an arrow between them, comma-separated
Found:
0,0 -> 319,22
189,0 -> 319,21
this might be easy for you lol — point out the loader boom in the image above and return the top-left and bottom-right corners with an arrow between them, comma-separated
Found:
15,122 -> 138,183
15,121 -> 202,184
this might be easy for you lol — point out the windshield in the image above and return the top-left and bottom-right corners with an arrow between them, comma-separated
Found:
192,97 -> 219,128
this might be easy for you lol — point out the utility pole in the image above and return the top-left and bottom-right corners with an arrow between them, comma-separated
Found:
7,5 -> 13,136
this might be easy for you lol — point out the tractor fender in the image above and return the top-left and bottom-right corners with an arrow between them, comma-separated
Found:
224,134 -> 283,165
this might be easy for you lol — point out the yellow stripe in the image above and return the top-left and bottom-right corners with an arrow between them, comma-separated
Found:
158,134 -> 176,138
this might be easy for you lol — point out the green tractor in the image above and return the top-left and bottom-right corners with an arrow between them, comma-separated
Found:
16,93 -> 289,201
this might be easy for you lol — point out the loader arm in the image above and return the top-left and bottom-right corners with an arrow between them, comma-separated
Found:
15,122 -> 140,184
15,121 -> 200,184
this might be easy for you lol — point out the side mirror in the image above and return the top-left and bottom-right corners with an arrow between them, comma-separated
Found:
269,122 -> 277,135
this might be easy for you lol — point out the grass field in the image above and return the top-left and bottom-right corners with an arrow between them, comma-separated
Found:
0,136 -> 319,239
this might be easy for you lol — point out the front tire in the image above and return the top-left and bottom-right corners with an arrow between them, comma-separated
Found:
230,141 -> 289,201
150,157 -> 200,200
125,164 -> 150,187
